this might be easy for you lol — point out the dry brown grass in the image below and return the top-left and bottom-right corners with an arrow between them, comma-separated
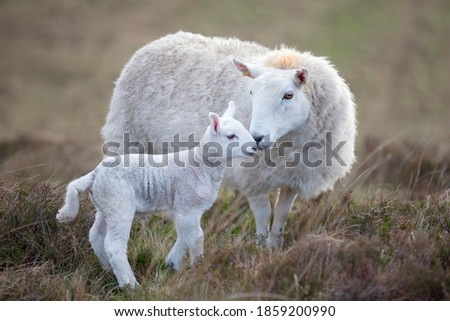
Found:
0,176 -> 448,300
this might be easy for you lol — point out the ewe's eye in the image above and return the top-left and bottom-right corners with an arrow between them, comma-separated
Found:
227,134 -> 237,140
283,91 -> 294,100
249,90 -> 253,95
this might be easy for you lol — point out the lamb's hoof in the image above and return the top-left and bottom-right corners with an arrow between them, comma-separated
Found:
122,283 -> 140,291
119,280 -> 140,290
165,259 -> 180,271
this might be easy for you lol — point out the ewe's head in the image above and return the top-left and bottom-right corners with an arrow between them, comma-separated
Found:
233,59 -> 312,149
207,101 -> 257,159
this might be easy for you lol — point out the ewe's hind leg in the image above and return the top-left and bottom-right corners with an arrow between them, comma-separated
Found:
89,211 -> 111,271
247,194 -> 272,244
104,211 -> 137,288
270,188 -> 297,248
176,214 -> 203,266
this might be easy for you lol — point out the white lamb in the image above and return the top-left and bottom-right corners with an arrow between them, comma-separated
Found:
102,32 -> 357,247
56,102 -> 256,288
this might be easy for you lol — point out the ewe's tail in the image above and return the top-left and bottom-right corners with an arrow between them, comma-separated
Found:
56,171 -> 95,223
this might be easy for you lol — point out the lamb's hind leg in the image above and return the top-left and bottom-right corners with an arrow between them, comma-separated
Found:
103,208 -> 137,288
89,210 -> 111,271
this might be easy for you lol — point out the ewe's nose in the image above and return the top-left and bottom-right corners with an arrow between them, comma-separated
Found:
253,135 -> 264,144
253,135 -> 265,150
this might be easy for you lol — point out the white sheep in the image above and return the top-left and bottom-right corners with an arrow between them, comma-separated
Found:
102,31 -> 357,247
57,102 -> 256,288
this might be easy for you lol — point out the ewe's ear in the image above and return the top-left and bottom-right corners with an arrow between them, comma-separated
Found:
294,68 -> 309,86
222,101 -> 236,118
208,112 -> 221,134
232,58 -> 265,78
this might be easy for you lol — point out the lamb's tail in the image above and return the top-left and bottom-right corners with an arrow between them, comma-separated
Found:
56,170 -> 95,223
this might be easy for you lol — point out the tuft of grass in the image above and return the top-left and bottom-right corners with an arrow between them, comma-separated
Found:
347,137 -> 450,199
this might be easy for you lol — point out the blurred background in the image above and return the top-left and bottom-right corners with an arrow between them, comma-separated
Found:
0,0 -> 449,192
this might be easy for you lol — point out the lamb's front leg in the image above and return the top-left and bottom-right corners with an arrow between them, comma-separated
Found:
165,234 -> 187,271
175,213 -> 204,266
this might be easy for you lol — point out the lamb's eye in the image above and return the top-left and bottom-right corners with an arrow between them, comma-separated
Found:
249,90 -> 253,95
283,91 -> 294,100
227,134 -> 237,140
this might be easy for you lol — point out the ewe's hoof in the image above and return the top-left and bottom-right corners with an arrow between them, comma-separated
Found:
268,234 -> 282,248
190,254 -> 204,268
255,233 -> 282,248
255,233 -> 269,246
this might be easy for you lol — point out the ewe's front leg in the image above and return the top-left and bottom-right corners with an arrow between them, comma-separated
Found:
176,214 -> 204,266
270,187 -> 297,248
247,194 -> 272,244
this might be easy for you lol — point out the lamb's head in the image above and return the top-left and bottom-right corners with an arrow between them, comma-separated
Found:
207,101 -> 257,159
233,59 -> 312,149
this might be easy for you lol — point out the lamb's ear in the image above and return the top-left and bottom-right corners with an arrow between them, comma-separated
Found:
232,58 -> 265,78
208,112 -> 221,134
222,101 -> 236,118
294,68 -> 310,86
